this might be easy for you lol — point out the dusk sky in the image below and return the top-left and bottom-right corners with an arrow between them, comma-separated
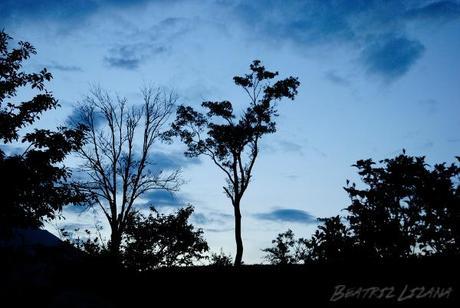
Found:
2,0 -> 459,263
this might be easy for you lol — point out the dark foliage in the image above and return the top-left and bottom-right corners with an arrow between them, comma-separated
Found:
344,151 -> 460,258
122,205 -> 209,270
0,31 -> 85,236
60,227 -> 106,256
297,216 -> 354,263
168,60 -> 300,265
262,229 -> 298,265
209,249 -> 233,267
265,152 -> 460,263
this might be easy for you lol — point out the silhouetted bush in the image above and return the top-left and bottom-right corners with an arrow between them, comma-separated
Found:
209,249 -> 233,267
297,216 -> 354,263
122,205 -> 208,270
262,229 -> 298,265
63,205 -> 209,270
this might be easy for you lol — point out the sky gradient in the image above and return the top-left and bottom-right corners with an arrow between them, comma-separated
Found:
2,0 -> 459,263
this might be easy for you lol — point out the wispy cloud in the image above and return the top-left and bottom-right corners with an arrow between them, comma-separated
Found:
141,190 -> 185,208
149,151 -> 201,172
45,61 -> 83,72
104,57 -> 142,70
204,227 -> 234,233
104,43 -> 167,70
192,211 -> 233,225
254,208 -> 317,224
324,70 -> 350,86
277,140 -> 304,155
285,174 -> 299,181
418,98 -> 439,113
103,16 -> 194,69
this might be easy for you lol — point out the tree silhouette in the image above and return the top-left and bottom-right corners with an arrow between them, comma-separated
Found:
169,60 -> 300,265
345,151 -> 459,258
60,227 -> 105,256
62,205 -> 208,269
122,205 -> 208,270
267,152 -> 459,263
0,31 -> 85,237
71,87 -> 181,256
297,216 -> 353,263
262,229 -> 298,265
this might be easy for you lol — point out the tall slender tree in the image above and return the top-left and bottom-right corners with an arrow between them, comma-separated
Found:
169,60 -> 300,265
73,87 -> 181,255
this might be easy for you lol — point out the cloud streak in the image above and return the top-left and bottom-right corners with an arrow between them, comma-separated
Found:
141,190 -> 184,208
254,208 -> 317,224
45,62 -> 83,72
103,17 -> 193,69
324,71 -> 350,86
149,151 -> 201,172
104,43 -> 167,70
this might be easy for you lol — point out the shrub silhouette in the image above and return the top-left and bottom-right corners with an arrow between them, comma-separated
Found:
262,229 -> 298,265
297,216 -> 353,263
122,205 -> 208,270
209,249 -> 233,267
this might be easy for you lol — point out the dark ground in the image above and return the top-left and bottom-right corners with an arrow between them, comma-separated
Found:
1,248 -> 458,307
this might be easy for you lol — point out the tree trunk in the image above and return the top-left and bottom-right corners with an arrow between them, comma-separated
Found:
109,226 -> 122,257
233,202 -> 243,266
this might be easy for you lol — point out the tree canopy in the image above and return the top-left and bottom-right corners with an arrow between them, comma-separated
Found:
0,30 -> 85,236
264,152 -> 460,263
123,206 -> 209,270
169,60 -> 300,265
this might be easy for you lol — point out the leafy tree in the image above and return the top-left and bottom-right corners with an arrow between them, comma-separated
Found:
262,229 -> 298,265
122,205 -> 209,270
0,30 -> 85,236
72,87 -> 181,256
344,152 -> 459,258
169,60 -> 300,265
268,152 -> 459,263
297,216 -> 353,263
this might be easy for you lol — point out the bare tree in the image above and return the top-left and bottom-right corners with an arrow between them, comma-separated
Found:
74,86 -> 181,255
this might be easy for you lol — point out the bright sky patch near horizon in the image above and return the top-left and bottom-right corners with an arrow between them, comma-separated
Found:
2,0 -> 459,263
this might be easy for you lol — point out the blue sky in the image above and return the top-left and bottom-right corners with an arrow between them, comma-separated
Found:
2,0 -> 459,263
